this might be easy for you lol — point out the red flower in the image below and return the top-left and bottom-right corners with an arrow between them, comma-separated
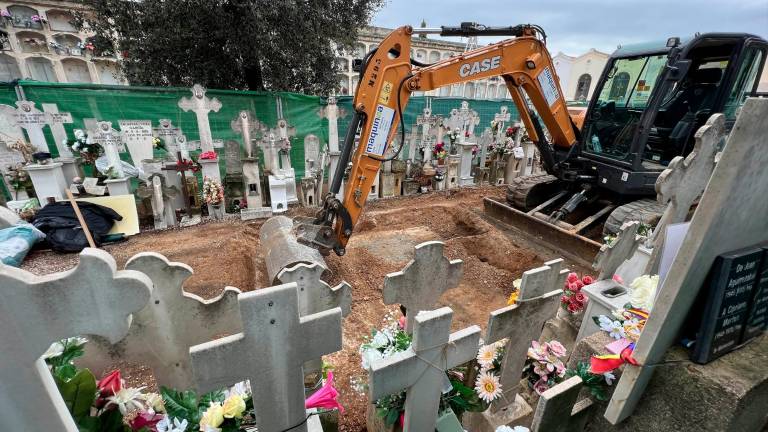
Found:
97,370 -> 122,397
566,272 -> 579,284
582,275 -> 594,285
560,295 -> 570,304
568,282 -> 580,292
130,411 -> 164,431
574,279 -> 584,289
199,151 -> 218,160
567,302 -> 580,313
574,292 -> 587,304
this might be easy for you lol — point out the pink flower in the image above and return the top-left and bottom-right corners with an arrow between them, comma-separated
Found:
567,302 -> 580,313
129,411 -> 163,431
199,151 -> 217,160
566,272 -> 579,283
560,295 -> 570,304
574,292 -> 587,304
547,341 -> 567,357
582,275 -> 594,285
1,10 -> 10,17
574,279 -> 584,289
305,371 -> 344,414
533,378 -> 550,394
568,282 -> 580,292
398,315 -> 406,330
612,274 -> 625,285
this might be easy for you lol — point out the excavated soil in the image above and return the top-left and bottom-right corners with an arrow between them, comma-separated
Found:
21,185 -> 591,431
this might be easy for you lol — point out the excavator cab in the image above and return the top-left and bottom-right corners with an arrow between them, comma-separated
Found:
578,33 -> 767,197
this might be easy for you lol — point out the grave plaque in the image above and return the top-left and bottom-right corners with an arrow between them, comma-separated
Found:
119,120 -> 154,164
743,246 -> 768,341
689,246 -> 762,364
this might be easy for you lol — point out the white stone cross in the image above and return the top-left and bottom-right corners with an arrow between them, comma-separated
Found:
276,118 -> 297,169
154,119 -> 181,157
231,110 -> 264,159
0,248 -> 152,432
178,84 -> 222,153
484,259 -> 568,412
277,262 -> 352,317
645,114 -> 722,273
93,120 -> 125,178
79,253 -> 242,390
41,103 -> 74,158
190,283 -> 342,432
531,376 -> 593,432
14,100 -> 50,152
383,241 -> 463,332
369,307 -> 481,432
317,96 -> 347,153
478,126 -> 493,166
593,221 -> 641,281
606,99 -> 768,423
447,101 -> 481,144
493,106 -> 511,142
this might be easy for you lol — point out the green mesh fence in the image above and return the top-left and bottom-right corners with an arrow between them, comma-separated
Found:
2,81 -> 520,200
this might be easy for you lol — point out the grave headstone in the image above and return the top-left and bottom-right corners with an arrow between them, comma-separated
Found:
368,307 -> 481,432
135,174 -> 178,229
41,103 -> 74,158
318,97 -> 346,195
383,241 -> 463,332
24,162 -> 68,202
744,246 -> 768,341
154,119 -> 180,156
231,110 -> 264,159
457,142 -> 475,186
493,106 -> 511,143
118,120 -> 154,167
92,121 -> 125,178
0,104 -> 29,194
79,253 -> 242,390
605,98 -> 768,423
14,100 -> 49,152
530,376 -> 593,432
0,248 -> 152,432
224,140 -> 242,175
190,282 -> 342,432
593,221 -> 641,281
178,84 -> 222,153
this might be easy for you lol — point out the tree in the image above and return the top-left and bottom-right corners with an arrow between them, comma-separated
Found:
75,0 -> 382,94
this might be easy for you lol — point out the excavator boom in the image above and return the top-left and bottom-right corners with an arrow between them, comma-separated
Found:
297,24 -> 578,255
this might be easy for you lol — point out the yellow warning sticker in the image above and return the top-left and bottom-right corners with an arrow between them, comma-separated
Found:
378,80 -> 394,105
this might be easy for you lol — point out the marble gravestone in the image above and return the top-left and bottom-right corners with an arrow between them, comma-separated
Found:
368,307 -> 481,432
0,105 -> 31,197
530,376 -> 593,432
605,98 -> 768,424
14,100 -> 50,152
465,259 -> 568,432
190,283 -> 342,432
0,248 -> 152,432
79,253 -> 242,390
178,84 -> 222,153
41,103 -> 74,159
383,241 -> 463,332
119,120 -> 154,168
593,221 -> 641,281
93,121 -> 132,196
154,119 -> 181,156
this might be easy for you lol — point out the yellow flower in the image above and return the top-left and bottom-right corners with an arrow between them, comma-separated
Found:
144,392 -> 165,413
507,290 -> 520,305
222,394 -> 246,419
199,402 -> 224,430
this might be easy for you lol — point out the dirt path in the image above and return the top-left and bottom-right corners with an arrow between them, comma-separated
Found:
22,186 -> 591,431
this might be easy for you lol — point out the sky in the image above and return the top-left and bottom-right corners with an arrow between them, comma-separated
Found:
371,0 -> 768,56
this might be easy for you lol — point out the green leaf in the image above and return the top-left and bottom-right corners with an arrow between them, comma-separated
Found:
57,369 -> 97,423
592,316 -> 603,326
384,408 -> 400,427
76,416 -> 99,432
160,386 -> 199,425
98,408 -> 125,432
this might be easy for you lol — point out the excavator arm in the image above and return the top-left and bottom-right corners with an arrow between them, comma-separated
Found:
297,23 -> 578,255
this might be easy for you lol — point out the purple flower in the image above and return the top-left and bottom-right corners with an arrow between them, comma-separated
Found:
31,15 -> 40,22
547,341 -> 567,357
1,10 -> 10,17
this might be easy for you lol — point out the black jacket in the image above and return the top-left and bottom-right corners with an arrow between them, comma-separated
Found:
32,201 -> 122,252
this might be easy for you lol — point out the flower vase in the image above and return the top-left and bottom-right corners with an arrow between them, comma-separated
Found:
211,203 -> 224,219
436,158 -> 446,166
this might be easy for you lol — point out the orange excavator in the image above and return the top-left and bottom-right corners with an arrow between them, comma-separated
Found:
297,23 -> 767,256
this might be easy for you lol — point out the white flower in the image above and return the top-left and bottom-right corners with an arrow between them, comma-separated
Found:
42,341 -> 65,359
225,380 -> 251,398
144,392 -> 164,413
599,317 -> 626,340
72,143 -> 80,151
475,372 -> 502,403
156,416 -> 188,432
476,344 -> 497,369
603,372 -> 616,385
361,348 -> 384,370
370,330 -> 390,349
105,387 -> 146,415
85,136 -> 93,145
74,129 -> 85,140
496,426 -> 530,432
629,275 -> 659,311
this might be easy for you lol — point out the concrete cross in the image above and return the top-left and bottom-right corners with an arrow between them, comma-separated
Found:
317,96 -> 347,153
14,100 -> 50,152
276,118 -> 297,169
303,134 -> 321,174
154,119 -> 181,157
41,103 -> 74,158
606,100 -> 768,423
484,259 -> 568,413
190,283 -> 342,432
593,221 -> 641,281
383,241 -> 463,332
277,262 -> 352,317
231,110 -> 264,159
260,131 -> 281,173
368,307 -> 481,432
645,114 -> 723,273
531,376 -> 593,432
93,121 -> 125,178
406,124 -> 421,163
178,84 -> 222,153
0,248 -> 151,432
79,253 -> 242,390
478,127 -> 493,166
493,106 -> 511,142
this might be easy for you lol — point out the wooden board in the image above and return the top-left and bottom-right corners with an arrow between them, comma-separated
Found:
77,195 -> 140,236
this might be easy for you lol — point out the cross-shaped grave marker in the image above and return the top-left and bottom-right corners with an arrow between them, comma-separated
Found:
493,106 -> 511,142
154,119 -> 181,156
92,120 -> 125,177
79,253 -> 242,390
277,262 -> 352,317
41,103 -> 74,158
446,101 -> 481,145
190,283 -> 342,432
531,376 -> 593,432
0,248 -> 151,432
231,110 -> 265,159
317,96 -> 347,154
383,240 -> 463,332
644,114 -> 723,274
593,221 -> 641,281
162,150 -> 197,215
14,100 -> 51,152
368,307 -> 481,432
484,259 -> 568,413
178,84 -> 222,153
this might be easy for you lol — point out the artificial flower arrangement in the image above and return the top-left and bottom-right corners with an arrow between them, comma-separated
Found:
7,138 -> 35,163
66,129 -> 104,164
561,272 -> 593,313
199,151 -> 217,160
447,128 -> 460,145
522,340 -> 568,394
603,222 -> 653,246
152,137 -> 166,152
432,142 -> 448,161
202,176 -> 224,206
45,337 -> 342,432
358,312 -> 504,428
4,163 -> 32,197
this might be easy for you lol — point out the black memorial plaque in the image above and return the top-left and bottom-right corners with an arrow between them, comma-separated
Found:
690,246 -> 762,364
742,246 -> 768,342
